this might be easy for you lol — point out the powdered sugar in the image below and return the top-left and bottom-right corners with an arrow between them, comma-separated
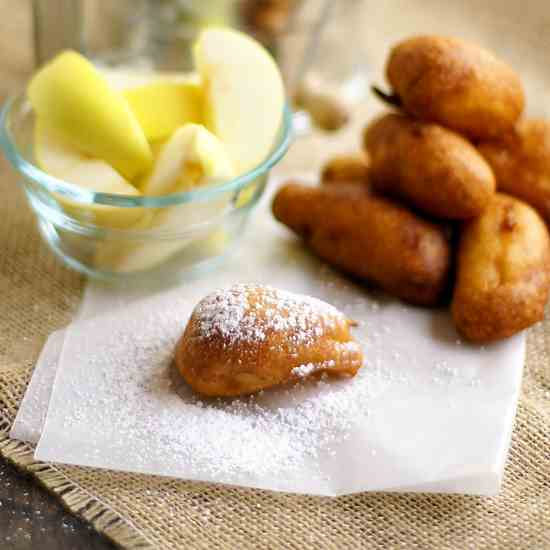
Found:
291,360 -> 336,378
194,283 -> 343,348
292,362 -> 319,377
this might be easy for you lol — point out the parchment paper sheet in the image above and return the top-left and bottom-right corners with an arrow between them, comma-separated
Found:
14,181 -> 524,496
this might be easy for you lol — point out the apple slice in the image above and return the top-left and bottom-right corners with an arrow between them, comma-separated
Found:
123,80 -> 203,142
141,123 -> 234,196
35,124 -> 148,229
102,69 -> 203,141
28,50 -> 152,180
194,28 -> 285,174
96,122 -> 233,270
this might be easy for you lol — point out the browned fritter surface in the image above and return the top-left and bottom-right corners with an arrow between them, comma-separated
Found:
321,154 -> 370,187
386,35 -> 524,139
478,119 -> 550,225
364,113 -> 495,219
451,193 -> 550,342
272,182 -> 451,306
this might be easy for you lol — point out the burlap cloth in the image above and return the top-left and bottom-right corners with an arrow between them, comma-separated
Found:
1,1 -> 549,548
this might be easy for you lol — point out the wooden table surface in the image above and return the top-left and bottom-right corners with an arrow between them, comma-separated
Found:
0,2 -> 118,548
0,458 -> 116,549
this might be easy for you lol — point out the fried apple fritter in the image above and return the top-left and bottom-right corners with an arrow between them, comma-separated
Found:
272,182 -> 451,306
364,113 -> 495,219
176,284 -> 363,397
386,35 -> 524,139
452,193 -> 550,342
478,119 -> 550,225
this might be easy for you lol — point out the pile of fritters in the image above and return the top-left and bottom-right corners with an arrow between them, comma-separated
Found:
273,35 -> 550,343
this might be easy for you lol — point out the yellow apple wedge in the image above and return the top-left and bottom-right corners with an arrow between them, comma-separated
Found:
141,123 -> 234,196
101,68 -> 203,140
123,80 -> 203,142
194,28 -> 285,174
28,50 -> 152,180
35,124 -> 149,229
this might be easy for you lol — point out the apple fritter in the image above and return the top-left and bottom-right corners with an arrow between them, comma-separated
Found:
478,119 -> 550,225
385,35 -> 524,139
364,113 -> 495,219
272,182 -> 451,306
176,284 -> 363,397
452,193 -> 550,342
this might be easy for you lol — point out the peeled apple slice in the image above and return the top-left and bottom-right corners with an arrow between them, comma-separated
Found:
194,28 -> 285,174
123,80 -> 203,142
28,50 -> 152,180
141,123 -> 234,196
35,124 -> 148,229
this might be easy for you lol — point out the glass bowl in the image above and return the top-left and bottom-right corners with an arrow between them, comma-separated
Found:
0,94 -> 292,282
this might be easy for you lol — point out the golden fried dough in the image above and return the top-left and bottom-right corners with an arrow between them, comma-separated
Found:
364,113 -> 495,219
478,119 -> 550,225
452,193 -> 550,342
176,284 -> 363,397
272,182 -> 451,306
321,154 -> 370,186
386,35 -> 524,139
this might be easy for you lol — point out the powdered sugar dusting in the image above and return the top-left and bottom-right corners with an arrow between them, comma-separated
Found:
291,360 -> 337,378
292,362 -> 318,377
194,283 -> 344,347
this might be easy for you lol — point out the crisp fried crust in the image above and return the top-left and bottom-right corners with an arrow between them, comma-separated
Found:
321,154 -> 370,187
364,113 -> 495,219
478,119 -> 550,225
176,284 -> 363,397
451,193 -> 550,342
386,35 -> 524,139
272,182 -> 451,306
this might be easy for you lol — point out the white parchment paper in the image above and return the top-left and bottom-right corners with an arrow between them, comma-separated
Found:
10,331 -> 65,444
27,181 -> 525,496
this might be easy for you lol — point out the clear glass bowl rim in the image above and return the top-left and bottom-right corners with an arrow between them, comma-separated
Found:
0,93 -> 293,209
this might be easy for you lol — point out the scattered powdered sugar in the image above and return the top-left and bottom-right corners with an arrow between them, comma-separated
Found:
35,253 -> 503,495
431,360 -> 481,387
51,281 -> 487,486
